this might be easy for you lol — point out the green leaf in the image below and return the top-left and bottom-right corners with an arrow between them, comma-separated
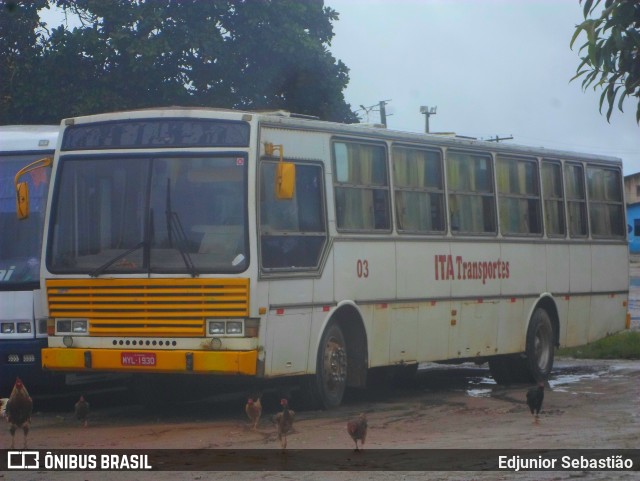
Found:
570,24 -> 587,49
583,0 -> 595,18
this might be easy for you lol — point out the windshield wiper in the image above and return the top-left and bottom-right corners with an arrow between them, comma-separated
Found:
90,241 -> 145,278
166,179 -> 198,277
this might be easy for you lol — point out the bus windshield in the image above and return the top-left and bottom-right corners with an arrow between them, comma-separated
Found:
0,154 -> 50,290
48,154 -> 248,275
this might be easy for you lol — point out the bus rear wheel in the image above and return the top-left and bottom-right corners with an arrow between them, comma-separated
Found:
524,307 -> 555,382
306,322 -> 348,409
489,308 -> 555,384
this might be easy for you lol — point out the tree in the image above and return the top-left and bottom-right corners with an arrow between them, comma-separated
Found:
0,0 -> 49,124
1,0 -> 358,124
571,0 -> 640,122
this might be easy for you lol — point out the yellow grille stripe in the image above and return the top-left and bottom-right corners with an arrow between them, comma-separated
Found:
51,295 -> 248,302
52,311 -> 245,318
47,278 -> 249,336
48,288 -> 249,295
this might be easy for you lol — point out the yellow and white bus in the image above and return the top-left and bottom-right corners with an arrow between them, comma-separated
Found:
31,108 -> 628,408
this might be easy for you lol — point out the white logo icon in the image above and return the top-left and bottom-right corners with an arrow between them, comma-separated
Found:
7,451 -> 40,469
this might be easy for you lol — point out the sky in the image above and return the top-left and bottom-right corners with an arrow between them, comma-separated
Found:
40,1 -> 639,174
324,0 -> 640,175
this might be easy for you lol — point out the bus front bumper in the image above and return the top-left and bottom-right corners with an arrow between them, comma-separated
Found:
42,348 -> 257,375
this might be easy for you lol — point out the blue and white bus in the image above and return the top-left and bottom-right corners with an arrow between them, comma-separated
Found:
0,125 -> 61,394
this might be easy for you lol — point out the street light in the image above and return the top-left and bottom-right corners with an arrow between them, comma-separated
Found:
420,106 -> 437,133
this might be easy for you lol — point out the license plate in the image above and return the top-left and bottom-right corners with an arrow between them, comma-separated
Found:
121,352 -> 156,367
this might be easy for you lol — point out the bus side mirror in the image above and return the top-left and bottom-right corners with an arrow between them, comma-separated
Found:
275,162 -> 295,200
265,142 -> 295,200
16,182 -> 30,220
14,156 -> 52,220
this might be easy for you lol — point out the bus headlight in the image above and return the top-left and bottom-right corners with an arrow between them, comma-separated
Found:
57,319 -> 88,335
208,321 -> 226,335
17,322 -> 32,333
1,323 -> 15,334
7,354 -> 20,363
57,320 -> 71,333
72,320 -> 88,333
226,321 -> 243,335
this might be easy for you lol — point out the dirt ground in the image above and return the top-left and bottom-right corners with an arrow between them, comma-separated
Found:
3,263 -> 639,480
3,357 -> 640,481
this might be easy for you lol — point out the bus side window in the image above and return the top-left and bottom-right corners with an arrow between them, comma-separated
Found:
259,161 -> 326,270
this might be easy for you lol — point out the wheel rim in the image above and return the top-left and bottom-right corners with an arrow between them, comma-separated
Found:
322,335 -> 347,397
534,319 -> 553,373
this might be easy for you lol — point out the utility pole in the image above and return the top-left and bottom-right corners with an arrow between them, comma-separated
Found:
358,100 -> 392,126
420,106 -> 437,133
485,134 -> 514,142
378,100 -> 391,127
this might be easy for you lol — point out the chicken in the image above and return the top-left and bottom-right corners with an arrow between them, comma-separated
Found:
75,395 -> 90,427
526,382 -> 545,424
347,413 -> 368,451
5,377 -> 33,449
0,398 -> 8,420
245,395 -> 262,430
274,398 -> 294,450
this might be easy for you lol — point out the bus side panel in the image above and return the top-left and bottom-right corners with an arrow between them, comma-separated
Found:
264,308 -> 311,377
546,243 -> 570,346
569,244 -> 592,293
591,244 -> 629,293
500,243 -> 547,297
450,298 -> 499,358
566,297 -> 591,346
589,294 -> 627,341
398,242 -> 451,362
333,241 -> 396,304
370,304 -> 391,368
566,244 -> 592,346
546,244 -> 570,294
418,301 -> 450,362
449,242 -> 501,359
496,298 -> 525,354
265,280 -> 314,376
313,248 -> 334,305
589,244 -> 628,341
390,304 -> 418,363
397,242 -> 451,300
555,296 -> 570,347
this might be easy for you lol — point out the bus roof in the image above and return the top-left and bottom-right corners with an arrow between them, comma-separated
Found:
60,107 -> 623,166
0,125 -> 59,152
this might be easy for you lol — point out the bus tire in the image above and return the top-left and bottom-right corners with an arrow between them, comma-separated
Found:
307,322 -> 348,409
524,307 -> 555,382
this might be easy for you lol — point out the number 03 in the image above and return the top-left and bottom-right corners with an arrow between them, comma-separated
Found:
357,259 -> 369,278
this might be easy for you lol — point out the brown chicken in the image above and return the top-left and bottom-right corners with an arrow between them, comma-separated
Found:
274,398 -> 294,450
347,413 -> 368,451
0,398 -> 8,420
5,377 -> 33,449
245,396 -> 262,430
75,395 -> 90,427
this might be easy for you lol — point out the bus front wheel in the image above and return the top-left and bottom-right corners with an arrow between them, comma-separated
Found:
306,322 -> 348,409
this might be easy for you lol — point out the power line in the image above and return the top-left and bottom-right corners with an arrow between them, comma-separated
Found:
483,134 -> 514,143
356,100 -> 392,126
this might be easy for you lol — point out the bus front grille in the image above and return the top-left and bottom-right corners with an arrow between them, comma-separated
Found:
46,278 -> 249,336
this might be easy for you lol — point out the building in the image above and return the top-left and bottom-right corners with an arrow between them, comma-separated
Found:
625,173 -> 640,253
